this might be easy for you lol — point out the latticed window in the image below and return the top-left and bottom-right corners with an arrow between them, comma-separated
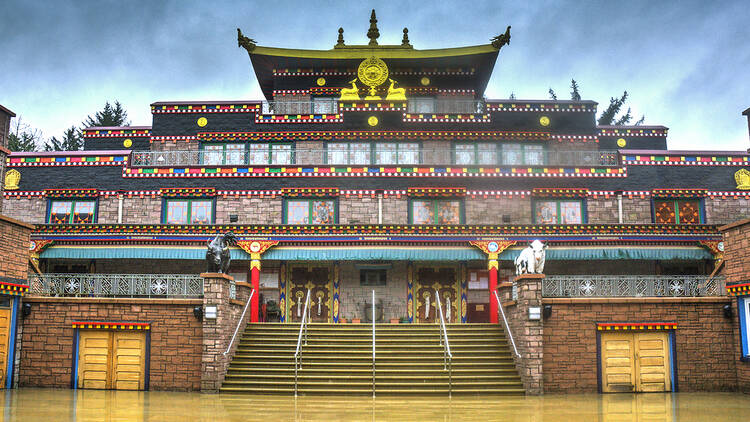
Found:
284,199 -> 336,224
453,142 -> 497,165
48,200 -> 96,224
247,143 -> 292,165
653,200 -> 702,224
202,143 -> 245,165
410,199 -> 463,225
501,144 -> 545,165
164,199 -> 214,225
534,200 -> 583,224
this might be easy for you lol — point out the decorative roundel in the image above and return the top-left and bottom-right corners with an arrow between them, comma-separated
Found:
123,138 -> 133,148
357,56 -> 389,88
29,240 -> 36,251
420,76 -> 430,86
197,117 -> 208,127
718,241 -> 725,252
617,138 -> 627,148
539,116 -> 550,127
316,77 -> 326,86
250,241 -> 261,253
367,116 -> 379,127
487,241 -> 499,253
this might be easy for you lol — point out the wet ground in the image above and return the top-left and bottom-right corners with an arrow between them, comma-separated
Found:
1,389 -> 749,421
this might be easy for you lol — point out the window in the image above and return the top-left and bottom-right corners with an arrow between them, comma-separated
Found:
408,97 -> 436,113
360,269 -> 387,286
502,144 -> 545,165
48,200 -> 97,224
534,200 -> 584,224
740,297 -> 750,358
248,143 -> 293,165
313,97 -> 337,114
653,200 -> 702,224
164,199 -> 214,224
203,143 -> 245,165
327,142 -> 370,165
326,142 -> 421,165
454,143 -> 498,165
374,142 -> 419,165
410,199 -> 463,225
285,199 -> 336,224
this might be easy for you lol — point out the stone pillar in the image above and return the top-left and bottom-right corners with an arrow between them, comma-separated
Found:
499,273 -> 544,395
200,272 -> 234,393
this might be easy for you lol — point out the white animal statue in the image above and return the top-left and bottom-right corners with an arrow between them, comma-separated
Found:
515,240 -> 547,275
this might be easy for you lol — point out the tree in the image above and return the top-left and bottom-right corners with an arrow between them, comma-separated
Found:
634,115 -> 645,126
597,91 -> 628,125
7,117 -> 40,152
509,91 -> 516,100
548,88 -> 557,101
570,79 -> 581,101
45,126 -> 83,151
82,101 -> 130,128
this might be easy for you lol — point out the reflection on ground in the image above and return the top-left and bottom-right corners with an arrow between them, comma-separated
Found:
1,389 -> 749,421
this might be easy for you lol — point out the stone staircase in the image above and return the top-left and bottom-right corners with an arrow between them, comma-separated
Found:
220,323 -> 524,395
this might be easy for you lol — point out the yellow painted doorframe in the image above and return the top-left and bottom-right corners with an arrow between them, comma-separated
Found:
599,330 -> 673,393
412,263 -> 461,324
285,262 -> 334,323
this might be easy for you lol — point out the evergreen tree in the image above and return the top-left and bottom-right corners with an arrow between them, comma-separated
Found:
82,101 -> 130,128
614,107 -> 633,126
7,117 -> 40,151
570,79 -> 581,101
597,91 -> 628,125
509,91 -> 516,100
634,115 -> 645,126
548,88 -> 557,100
45,126 -> 83,151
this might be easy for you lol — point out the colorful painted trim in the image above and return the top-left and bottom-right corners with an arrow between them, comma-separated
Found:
272,68 -> 476,76
339,102 -> 406,111
124,165 -> 626,178
532,188 -> 589,198
551,134 -> 598,143
599,128 -> 668,137
150,103 -> 260,114
159,187 -> 216,198
407,187 -> 466,197
281,187 -> 339,198
83,128 -> 150,138
487,102 -> 597,113
273,89 -> 309,96
199,130 -> 550,142
727,282 -> 750,296
0,282 -> 29,296
402,113 -> 491,123
309,87 -> 342,96
623,154 -> 749,166
72,321 -> 151,330
651,189 -> 707,198
7,155 -> 127,167
597,322 -> 677,331
254,114 -> 343,124
44,189 -> 99,198
150,135 -> 197,143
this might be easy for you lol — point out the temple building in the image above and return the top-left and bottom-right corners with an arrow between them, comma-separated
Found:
2,12 -> 750,395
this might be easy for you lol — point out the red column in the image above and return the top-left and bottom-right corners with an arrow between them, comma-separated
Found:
488,259 -> 499,324
250,259 -> 260,323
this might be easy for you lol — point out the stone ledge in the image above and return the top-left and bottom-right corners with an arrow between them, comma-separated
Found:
236,281 -> 252,289
498,282 -> 513,288
200,272 -> 234,281
0,214 -> 35,230
230,299 -> 245,306
502,300 -> 517,307
542,296 -> 731,304
24,296 -> 203,305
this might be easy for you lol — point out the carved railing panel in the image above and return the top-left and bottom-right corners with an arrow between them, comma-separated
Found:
542,275 -> 725,297
29,274 -> 204,298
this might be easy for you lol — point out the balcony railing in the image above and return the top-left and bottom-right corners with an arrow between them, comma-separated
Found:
542,275 -> 726,298
131,149 -> 620,168
259,99 -> 485,115
29,273 -> 204,298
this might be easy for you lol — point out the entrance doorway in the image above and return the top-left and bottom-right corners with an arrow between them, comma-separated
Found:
287,265 -> 331,323
77,330 -> 147,390
600,331 -> 672,393
414,266 -> 458,323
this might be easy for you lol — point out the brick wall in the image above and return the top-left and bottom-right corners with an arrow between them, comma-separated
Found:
382,197 -> 408,224
0,215 -> 33,281
467,197 -> 531,224
542,297 -> 737,393
121,196 -> 162,224
338,262 -> 408,321
19,297 -> 203,391
215,197 -> 281,225
339,196 -> 379,224
587,197 -> 619,223
622,197 -> 652,223
296,141 -> 324,165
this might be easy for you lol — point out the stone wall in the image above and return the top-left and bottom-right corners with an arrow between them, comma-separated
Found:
622,197 -> 652,223
0,215 -> 33,282
542,297 -> 737,393
337,262 -> 408,321
215,197 -> 281,225
1,197 -> 45,224
18,297 -> 203,391
706,197 -> 750,225
382,197 -> 408,224
339,196 -> 379,224
150,140 -> 200,152
467,196 -> 531,225
587,197 -> 619,223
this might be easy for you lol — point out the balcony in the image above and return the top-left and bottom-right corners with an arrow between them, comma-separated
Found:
258,99 -> 486,114
131,149 -> 620,168
29,273 -> 205,298
542,275 -> 726,298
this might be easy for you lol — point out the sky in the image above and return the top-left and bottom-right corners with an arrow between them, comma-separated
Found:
1,0 -> 749,150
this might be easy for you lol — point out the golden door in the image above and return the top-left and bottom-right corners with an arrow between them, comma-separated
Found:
601,331 -> 671,393
0,308 -> 12,387
414,267 -> 458,323
78,331 -> 146,390
288,266 -> 331,323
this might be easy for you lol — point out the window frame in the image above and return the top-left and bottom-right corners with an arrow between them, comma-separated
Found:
408,198 -> 465,225
739,296 -> 750,359
651,198 -> 705,225
324,141 -> 422,166
200,143 -> 247,166
360,269 -> 387,286
407,97 -> 437,114
452,142 -> 499,166
532,198 -> 587,225
161,197 -> 216,225
282,197 -> 339,225
501,143 -> 547,166
46,198 -> 99,224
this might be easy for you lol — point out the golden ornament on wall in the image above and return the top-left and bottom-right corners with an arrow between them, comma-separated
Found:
123,138 -> 133,148
539,116 -> 550,127
367,116 -> 379,127
358,56 -> 388,100
316,77 -> 326,86
197,117 -> 208,127
735,169 -> 750,190
4,169 -> 20,190
420,76 -> 430,86
617,138 -> 627,148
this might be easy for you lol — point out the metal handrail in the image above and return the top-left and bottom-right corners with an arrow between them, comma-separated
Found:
223,289 -> 255,356
294,289 -> 312,397
434,289 -> 453,397
371,289 -> 376,398
494,290 -> 521,358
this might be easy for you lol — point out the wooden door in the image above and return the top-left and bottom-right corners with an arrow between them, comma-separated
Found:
601,331 -> 671,393
112,331 -> 146,390
288,266 -> 330,323
78,331 -> 146,390
0,308 -> 12,387
415,267 -> 458,323
78,331 -> 112,389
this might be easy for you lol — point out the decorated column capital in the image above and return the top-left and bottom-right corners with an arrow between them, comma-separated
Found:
469,240 -> 516,270
237,240 -> 279,269
698,240 -> 724,261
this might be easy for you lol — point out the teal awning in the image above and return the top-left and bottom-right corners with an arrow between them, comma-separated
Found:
40,245 -> 712,261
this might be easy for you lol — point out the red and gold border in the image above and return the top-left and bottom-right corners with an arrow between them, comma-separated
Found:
651,189 -> 707,198
198,130 -> 550,142
407,187 -> 466,198
281,187 -> 339,198
0,281 -> 29,296
159,187 -> 216,198
727,282 -> 750,296
597,322 -> 677,331
43,189 -> 99,198
532,188 -> 589,198
73,321 -> 151,330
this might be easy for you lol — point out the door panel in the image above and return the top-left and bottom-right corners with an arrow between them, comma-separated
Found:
78,331 -> 113,389
78,330 -> 146,390
112,332 -> 146,390
415,267 -> 457,323
601,331 -> 671,393
635,332 -> 671,392
0,308 -> 12,387
601,333 -> 636,393
288,266 -> 330,323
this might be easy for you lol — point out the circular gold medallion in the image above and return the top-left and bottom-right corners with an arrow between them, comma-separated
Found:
358,57 -> 389,89
617,138 -> 627,148
123,138 -> 133,148
250,241 -> 261,252
367,116 -> 379,127
316,77 -> 326,86
197,117 -> 208,127
420,77 -> 430,86
539,116 -> 550,127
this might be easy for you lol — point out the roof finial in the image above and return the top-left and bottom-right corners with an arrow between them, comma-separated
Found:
367,9 -> 379,46
336,27 -> 345,47
402,28 -> 410,46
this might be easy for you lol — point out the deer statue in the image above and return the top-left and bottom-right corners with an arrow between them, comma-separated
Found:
385,78 -> 407,101
339,79 -> 360,101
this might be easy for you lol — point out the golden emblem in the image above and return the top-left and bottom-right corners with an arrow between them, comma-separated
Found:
385,79 -> 406,101
357,56 -> 389,100
123,138 -> 133,148
4,169 -> 20,190
339,79 -> 360,101
197,117 -> 207,127
735,169 -> 750,190
420,76 -> 430,86
316,77 -> 326,86
539,116 -> 550,127
367,116 -> 379,127
617,138 -> 627,148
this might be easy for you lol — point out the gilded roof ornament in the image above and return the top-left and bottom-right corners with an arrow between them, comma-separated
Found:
491,26 -> 511,49
237,28 -> 257,54
735,169 -> 750,190
402,28 -> 411,47
367,9 -> 380,46
335,27 -> 345,48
